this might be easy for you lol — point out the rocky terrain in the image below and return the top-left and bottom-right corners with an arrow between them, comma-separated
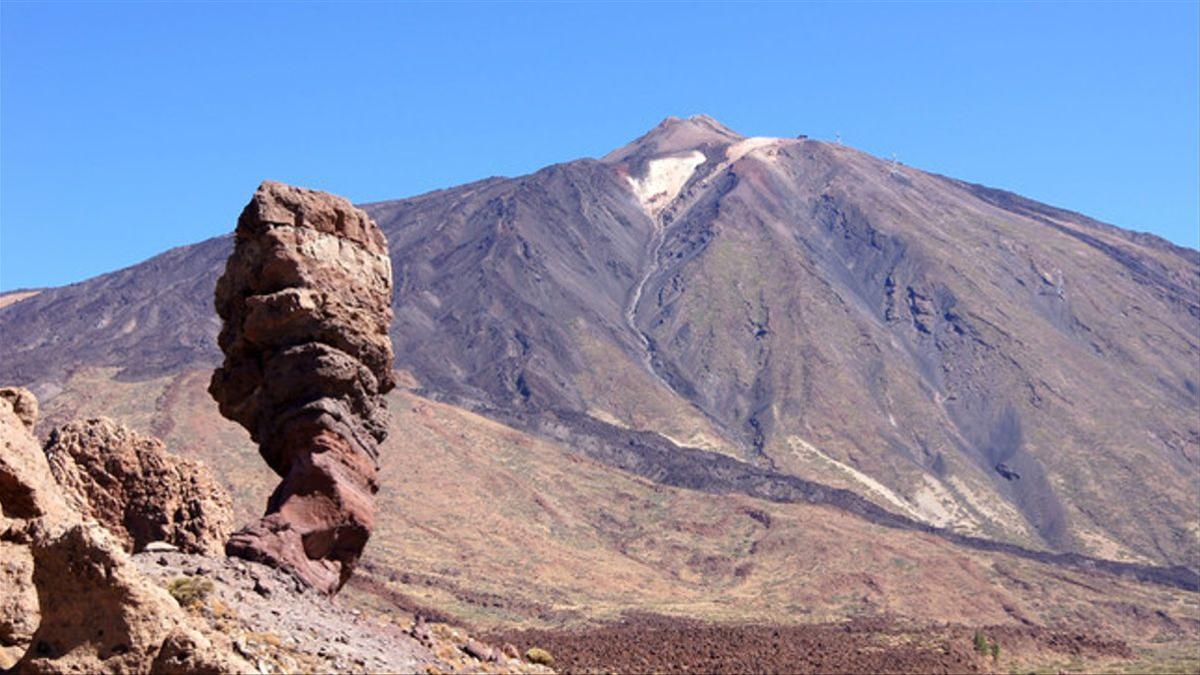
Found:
1,117 -> 1197,672
1,386 -> 544,673
488,613 -> 1138,674
135,550 -> 549,675
0,387 -> 247,672
43,417 -> 232,555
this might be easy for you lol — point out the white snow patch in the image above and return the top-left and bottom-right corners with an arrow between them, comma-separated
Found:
626,150 -> 706,215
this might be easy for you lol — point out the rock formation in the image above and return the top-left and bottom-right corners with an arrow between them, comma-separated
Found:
0,391 -> 60,668
43,418 -> 234,555
210,180 -> 395,595
20,523 -> 243,674
0,391 -> 246,673
0,387 -> 38,431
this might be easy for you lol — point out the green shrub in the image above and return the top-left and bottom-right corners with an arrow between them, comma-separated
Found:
167,576 -> 213,608
525,647 -> 554,666
972,631 -> 1000,660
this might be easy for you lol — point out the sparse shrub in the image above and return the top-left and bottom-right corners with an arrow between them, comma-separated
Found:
525,646 -> 554,666
167,576 -> 213,608
971,631 -> 1000,660
972,630 -> 989,654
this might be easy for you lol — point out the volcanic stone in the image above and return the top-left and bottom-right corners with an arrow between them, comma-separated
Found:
210,180 -> 395,595
43,418 -> 233,556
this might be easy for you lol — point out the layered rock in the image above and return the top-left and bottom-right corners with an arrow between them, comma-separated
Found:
210,181 -> 395,594
43,418 -> 233,555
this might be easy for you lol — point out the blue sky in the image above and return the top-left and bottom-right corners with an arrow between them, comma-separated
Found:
1,1 -> 1197,291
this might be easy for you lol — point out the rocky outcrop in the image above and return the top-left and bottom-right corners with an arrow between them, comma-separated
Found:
43,418 -> 233,555
0,391 -> 247,673
0,387 -> 38,431
210,181 -> 395,595
0,539 -> 36,668
19,523 -> 244,674
0,393 -> 63,668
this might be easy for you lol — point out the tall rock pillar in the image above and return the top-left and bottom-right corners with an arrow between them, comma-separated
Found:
210,181 -> 395,594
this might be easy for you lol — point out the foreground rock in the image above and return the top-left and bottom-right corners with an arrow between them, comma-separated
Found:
43,418 -> 233,555
0,392 -> 63,668
20,523 -> 245,674
0,392 -> 247,672
210,181 -> 396,595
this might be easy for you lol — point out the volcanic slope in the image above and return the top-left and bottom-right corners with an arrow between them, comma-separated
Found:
18,370 -> 1200,656
1,115 -> 1197,576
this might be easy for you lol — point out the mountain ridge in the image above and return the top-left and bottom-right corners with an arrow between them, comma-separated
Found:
2,116 -> 1197,574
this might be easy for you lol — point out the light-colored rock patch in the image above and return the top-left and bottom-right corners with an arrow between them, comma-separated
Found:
785,436 -> 922,520
0,291 -> 40,310
626,151 -> 707,215
911,474 -> 976,530
945,475 -> 1036,541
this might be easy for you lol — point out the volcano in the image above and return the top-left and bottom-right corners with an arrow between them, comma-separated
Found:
2,118 -> 1197,645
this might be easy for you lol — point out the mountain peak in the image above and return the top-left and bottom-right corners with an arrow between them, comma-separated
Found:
603,114 -> 745,163
656,114 -> 741,137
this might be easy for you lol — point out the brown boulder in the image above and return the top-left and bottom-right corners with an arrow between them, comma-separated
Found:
210,181 -> 395,594
0,540 -> 36,668
0,394 -> 61,668
17,523 -> 244,674
0,387 -> 38,431
0,391 -> 248,673
43,418 -> 234,555
0,397 -> 69,525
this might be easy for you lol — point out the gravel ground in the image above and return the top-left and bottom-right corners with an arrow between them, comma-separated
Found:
487,613 -> 1134,675
134,550 -> 551,674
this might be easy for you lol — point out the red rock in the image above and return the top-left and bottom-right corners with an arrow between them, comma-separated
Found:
210,181 -> 395,595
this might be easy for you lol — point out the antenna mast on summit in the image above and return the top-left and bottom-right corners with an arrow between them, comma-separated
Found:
834,131 -> 842,145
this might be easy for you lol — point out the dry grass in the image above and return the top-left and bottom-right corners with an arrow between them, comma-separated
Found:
167,576 -> 214,608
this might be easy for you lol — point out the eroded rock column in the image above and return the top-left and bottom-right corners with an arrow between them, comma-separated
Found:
210,181 -> 395,595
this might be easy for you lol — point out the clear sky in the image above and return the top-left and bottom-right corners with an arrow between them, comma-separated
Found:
1,2 -> 1197,291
